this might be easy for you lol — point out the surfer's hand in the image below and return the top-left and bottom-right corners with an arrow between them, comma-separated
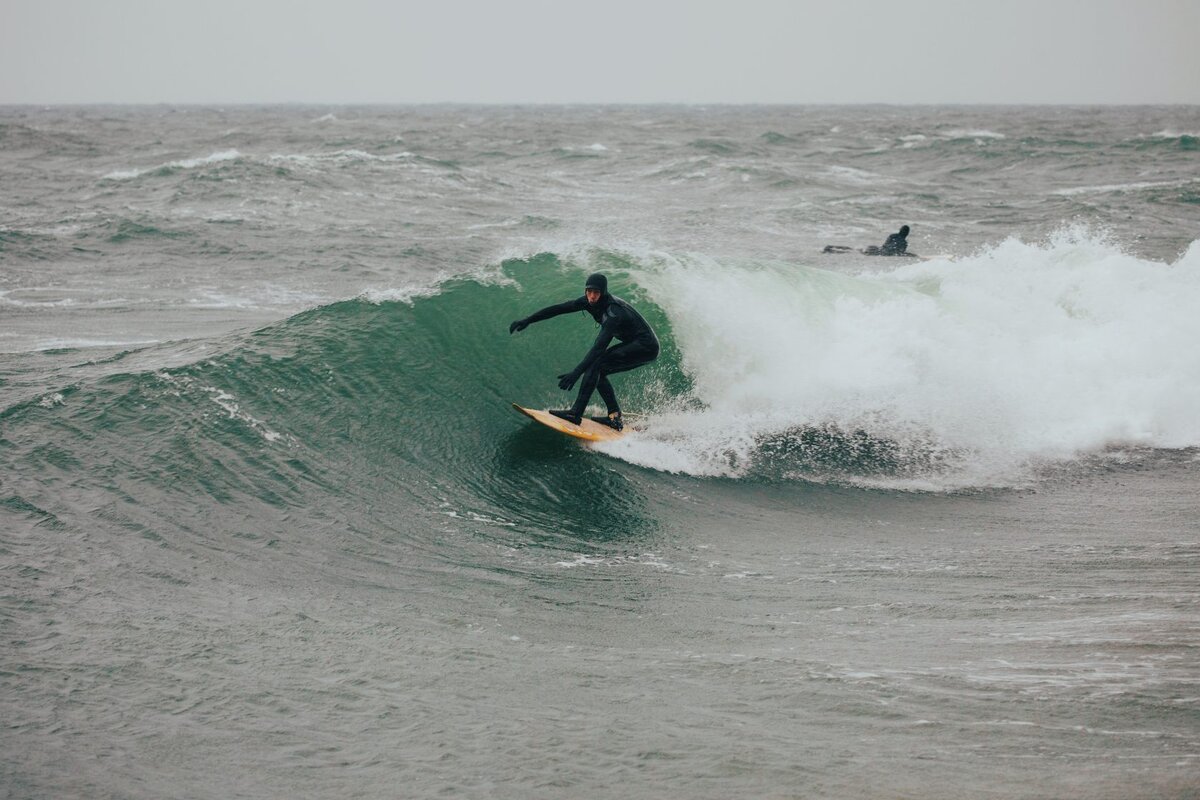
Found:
557,371 -> 579,391
509,319 -> 529,334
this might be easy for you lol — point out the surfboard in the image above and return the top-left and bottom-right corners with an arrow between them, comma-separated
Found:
511,403 -> 626,442
822,245 -> 920,257
822,245 -> 953,262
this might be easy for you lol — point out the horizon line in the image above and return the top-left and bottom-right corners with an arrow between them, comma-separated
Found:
4,100 -> 1199,108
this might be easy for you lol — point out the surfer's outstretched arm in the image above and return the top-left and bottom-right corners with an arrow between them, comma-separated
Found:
509,297 -> 586,333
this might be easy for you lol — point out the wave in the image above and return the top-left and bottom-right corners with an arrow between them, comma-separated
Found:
3,233 -> 1198,546
1134,132 -> 1200,152
604,229 -> 1200,488
1151,130 -> 1200,149
941,129 -> 1006,140
0,254 -> 685,546
825,165 -> 894,187
25,337 -> 161,352
102,149 -> 242,180
1052,180 -> 1192,197
267,149 -> 415,165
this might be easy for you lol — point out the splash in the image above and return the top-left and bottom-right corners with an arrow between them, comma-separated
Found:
601,230 -> 1200,488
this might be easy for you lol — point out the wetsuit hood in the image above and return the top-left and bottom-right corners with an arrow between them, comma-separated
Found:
584,272 -> 609,295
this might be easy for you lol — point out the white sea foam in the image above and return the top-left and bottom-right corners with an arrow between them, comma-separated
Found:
149,372 -> 289,444
31,338 -> 159,352
102,168 -> 143,180
201,386 -> 286,443
1053,180 -> 1184,197
267,150 -> 414,166
102,149 -> 242,180
827,165 -> 890,186
943,129 -> 1006,139
601,230 -> 1200,488
0,289 -> 77,308
186,286 -> 322,311
360,285 -> 445,305
176,149 -> 241,169
360,262 -> 520,307
555,552 -> 676,571
0,289 -> 144,310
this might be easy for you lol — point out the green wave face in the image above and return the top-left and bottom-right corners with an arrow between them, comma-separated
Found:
10,234 -> 1194,547
1,254 -> 692,546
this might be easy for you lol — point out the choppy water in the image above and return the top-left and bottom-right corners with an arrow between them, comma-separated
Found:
2,105 -> 1199,799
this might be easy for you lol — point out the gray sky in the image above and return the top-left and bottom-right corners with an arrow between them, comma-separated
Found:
3,0 -> 1198,104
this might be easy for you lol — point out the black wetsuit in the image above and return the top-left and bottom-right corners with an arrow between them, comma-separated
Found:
878,229 -> 909,256
826,226 -> 912,257
522,293 -> 660,416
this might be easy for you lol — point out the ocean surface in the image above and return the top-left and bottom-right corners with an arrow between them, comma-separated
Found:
2,105 -> 1199,799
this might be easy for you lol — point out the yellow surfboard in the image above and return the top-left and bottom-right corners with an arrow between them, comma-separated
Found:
511,403 -> 626,442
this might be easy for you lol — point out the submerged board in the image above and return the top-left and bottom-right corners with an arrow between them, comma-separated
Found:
511,403 -> 626,442
822,245 -> 954,261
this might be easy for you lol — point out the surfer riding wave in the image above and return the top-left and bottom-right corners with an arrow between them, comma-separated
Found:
509,272 -> 659,431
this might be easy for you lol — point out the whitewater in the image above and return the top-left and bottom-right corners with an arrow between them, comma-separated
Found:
2,105 -> 1199,799
604,233 -> 1200,488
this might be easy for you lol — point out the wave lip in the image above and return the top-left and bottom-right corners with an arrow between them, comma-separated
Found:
101,149 -> 242,180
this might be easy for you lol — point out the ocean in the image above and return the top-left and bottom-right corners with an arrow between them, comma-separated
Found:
2,105 -> 1199,799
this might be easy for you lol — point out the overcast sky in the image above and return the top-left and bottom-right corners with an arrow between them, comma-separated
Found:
3,0 -> 1198,105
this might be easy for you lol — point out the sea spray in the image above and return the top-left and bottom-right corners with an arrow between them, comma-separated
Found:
603,230 -> 1200,486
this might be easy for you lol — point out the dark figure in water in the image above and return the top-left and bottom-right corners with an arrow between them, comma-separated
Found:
823,224 -> 915,256
509,272 -> 659,431
874,224 -> 910,256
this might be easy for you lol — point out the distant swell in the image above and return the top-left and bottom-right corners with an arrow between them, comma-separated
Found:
102,149 -> 242,180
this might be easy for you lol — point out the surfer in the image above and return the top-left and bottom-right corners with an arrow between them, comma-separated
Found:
509,272 -> 659,431
861,225 -> 911,256
823,224 -> 914,256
